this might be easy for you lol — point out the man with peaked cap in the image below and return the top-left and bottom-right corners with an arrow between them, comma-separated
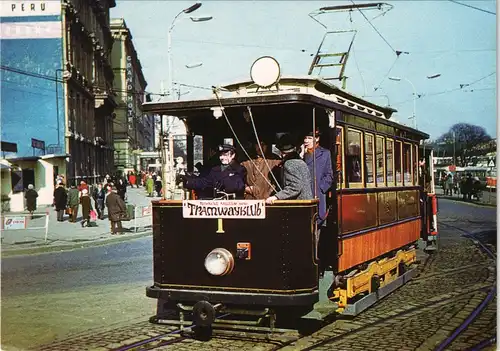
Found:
301,129 -> 334,276
301,129 -> 333,226
178,144 -> 247,199
266,134 -> 313,204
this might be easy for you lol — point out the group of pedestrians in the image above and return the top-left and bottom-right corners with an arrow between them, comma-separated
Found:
43,174 -> 132,234
441,172 -> 484,200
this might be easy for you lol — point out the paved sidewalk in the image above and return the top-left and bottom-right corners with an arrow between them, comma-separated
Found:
1,187 -> 161,256
435,186 -> 497,207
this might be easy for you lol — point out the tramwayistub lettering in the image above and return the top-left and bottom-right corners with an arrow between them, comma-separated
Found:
182,200 -> 266,219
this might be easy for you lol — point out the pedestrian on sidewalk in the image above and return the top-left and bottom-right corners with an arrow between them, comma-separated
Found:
128,171 -> 137,188
53,182 -> 68,222
117,178 -> 127,201
67,184 -> 80,223
25,184 -> 38,219
106,186 -> 126,234
155,175 -> 162,197
146,175 -> 154,197
80,189 -> 93,227
93,183 -> 106,220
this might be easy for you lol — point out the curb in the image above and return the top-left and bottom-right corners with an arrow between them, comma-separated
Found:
1,230 -> 152,257
436,196 -> 497,208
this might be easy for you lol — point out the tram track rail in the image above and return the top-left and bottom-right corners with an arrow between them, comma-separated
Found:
432,222 -> 496,351
37,223 -> 496,351
269,223 -> 497,351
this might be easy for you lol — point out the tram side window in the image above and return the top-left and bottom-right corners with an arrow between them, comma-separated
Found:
403,143 -> 412,185
336,127 -> 344,188
364,133 -> 375,185
387,139 -> 394,185
346,129 -> 362,185
413,144 -> 418,185
395,141 -> 403,185
376,136 -> 385,186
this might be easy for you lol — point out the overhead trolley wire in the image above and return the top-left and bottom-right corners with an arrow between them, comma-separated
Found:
350,0 -> 397,54
348,1 -> 410,92
448,0 -> 496,15
391,71 -> 496,105
0,64 -> 198,99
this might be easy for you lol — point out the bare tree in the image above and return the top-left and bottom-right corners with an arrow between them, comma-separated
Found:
434,123 -> 492,166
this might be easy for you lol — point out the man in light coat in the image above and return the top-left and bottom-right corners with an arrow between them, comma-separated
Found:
266,134 -> 313,204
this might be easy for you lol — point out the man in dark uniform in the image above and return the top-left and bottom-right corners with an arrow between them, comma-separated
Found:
178,144 -> 247,199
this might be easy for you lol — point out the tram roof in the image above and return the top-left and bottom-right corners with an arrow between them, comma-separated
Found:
143,76 -> 428,139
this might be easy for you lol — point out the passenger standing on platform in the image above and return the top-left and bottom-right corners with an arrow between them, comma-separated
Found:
300,130 -> 333,276
25,184 -> 38,219
67,184 -> 80,223
53,182 -> 68,222
266,134 -> 313,204
80,189 -> 93,227
106,186 -> 126,234
241,140 -> 281,200
418,158 -> 431,193
178,144 -> 247,199
300,130 -> 333,226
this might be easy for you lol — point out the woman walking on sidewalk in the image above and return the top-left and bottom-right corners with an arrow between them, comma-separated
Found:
25,184 -> 38,219
53,182 -> 68,222
80,189 -> 93,227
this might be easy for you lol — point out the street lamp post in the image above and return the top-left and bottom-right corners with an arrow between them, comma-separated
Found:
388,76 -> 417,128
388,74 -> 441,129
164,3 -> 211,199
167,3 -> 212,101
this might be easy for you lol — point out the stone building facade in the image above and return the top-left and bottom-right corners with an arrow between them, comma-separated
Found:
63,0 -> 117,184
110,18 -> 153,173
0,0 -> 116,210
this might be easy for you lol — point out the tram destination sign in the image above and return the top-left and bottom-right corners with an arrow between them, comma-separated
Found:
182,200 -> 266,219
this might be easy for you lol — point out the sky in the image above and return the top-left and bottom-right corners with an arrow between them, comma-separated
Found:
110,0 -> 497,140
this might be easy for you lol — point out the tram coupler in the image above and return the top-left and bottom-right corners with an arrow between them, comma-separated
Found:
192,301 -> 222,327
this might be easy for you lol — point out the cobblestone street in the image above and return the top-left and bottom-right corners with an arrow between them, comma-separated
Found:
31,198 -> 496,351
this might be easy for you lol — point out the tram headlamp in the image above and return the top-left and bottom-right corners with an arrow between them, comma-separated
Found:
204,248 -> 234,276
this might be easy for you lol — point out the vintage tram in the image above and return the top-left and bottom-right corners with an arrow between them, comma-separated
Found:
143,57 -> 438,331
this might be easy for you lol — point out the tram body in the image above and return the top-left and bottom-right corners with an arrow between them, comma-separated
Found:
143,76 -> 438,329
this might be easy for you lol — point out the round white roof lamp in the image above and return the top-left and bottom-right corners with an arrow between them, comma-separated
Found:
250,56 -> 281,88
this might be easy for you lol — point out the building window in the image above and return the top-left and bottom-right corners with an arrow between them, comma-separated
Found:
364,133 -> 375,185
346,129 -> 362,185
376,136 -> 385,186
